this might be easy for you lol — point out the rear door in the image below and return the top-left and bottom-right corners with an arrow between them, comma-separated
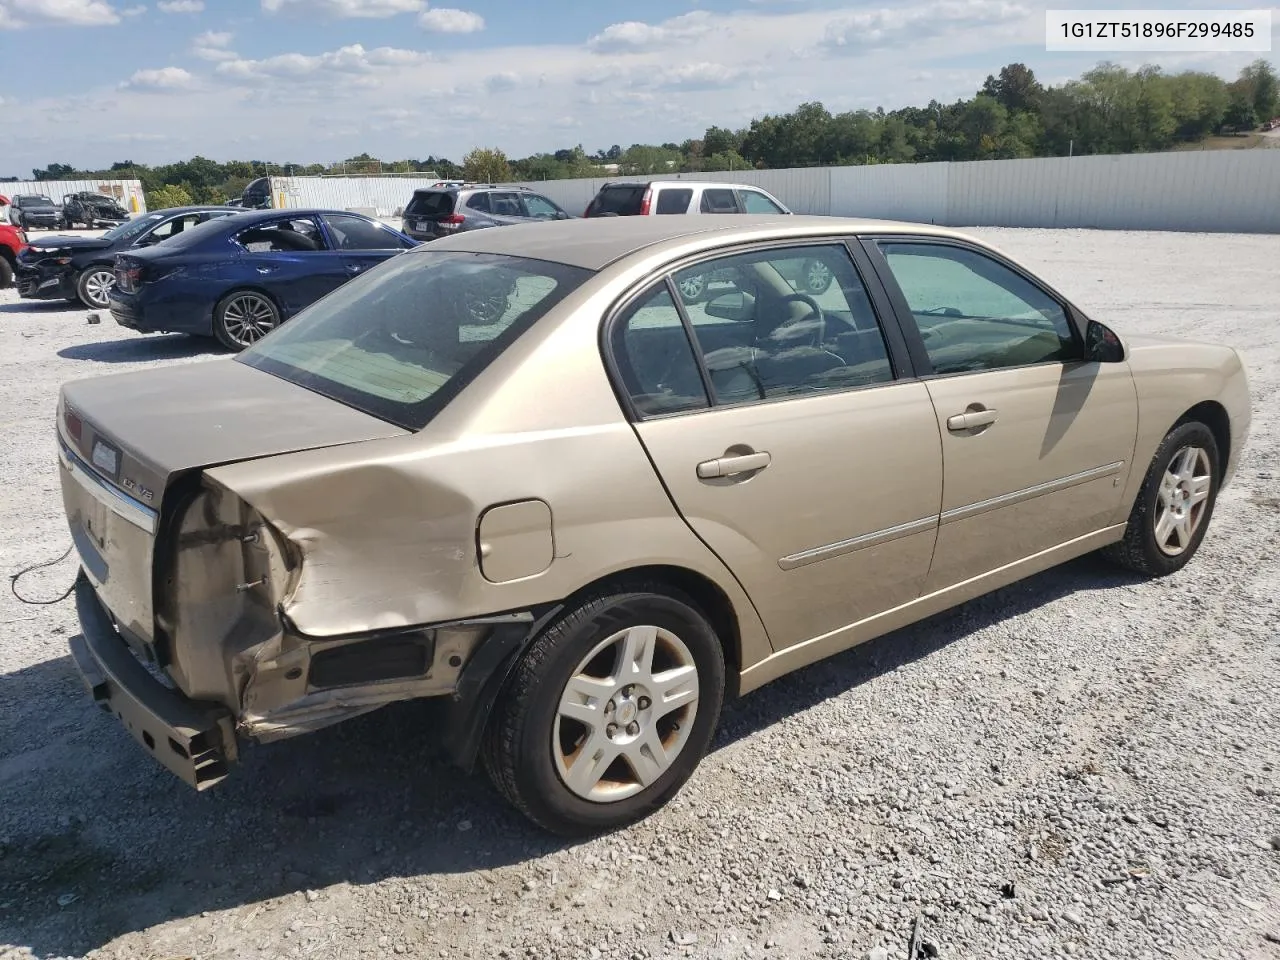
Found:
319,213 -> 414,277
865,237 -> 1138,591
610,240 -> 943,653
232,215 -> 347,316
699,188 -> 742,214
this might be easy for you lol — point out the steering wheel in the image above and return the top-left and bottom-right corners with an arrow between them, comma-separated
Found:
770,292 -> 826,348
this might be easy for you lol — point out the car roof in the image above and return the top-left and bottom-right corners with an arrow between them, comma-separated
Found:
421,215 -> 975,271
143,205 -> 242,215
600,180 -> 771,191
207,207 -> 379,224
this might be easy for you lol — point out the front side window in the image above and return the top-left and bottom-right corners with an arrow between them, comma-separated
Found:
237,251 -> 592,429
671,244 -> 894,405
878,242 -> 1079,375
655,189 -> 692,215
739,190 -> 785,214
235,217 -> 326,253
521,194 -> 561,219
322,214 -> 408,250
611,286 -> 709,417
145,214 -> 201,243
700,189 -> 739,214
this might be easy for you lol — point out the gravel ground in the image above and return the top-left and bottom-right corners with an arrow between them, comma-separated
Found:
1,227 -> 1277,960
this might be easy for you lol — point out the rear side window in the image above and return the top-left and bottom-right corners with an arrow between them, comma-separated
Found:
655,189 -> 692,215
405,191 -> 455,217
611,285 -> 709,416
465,193 -> 492,213
235,218 -> 327,253
587,185 -> 646,216
322,214 -> 408,251
700,189 -> 739,214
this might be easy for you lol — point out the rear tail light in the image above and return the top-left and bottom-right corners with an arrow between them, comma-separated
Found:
439,213 -> 465,229
639,188 -> 653,216
117,263 -> 144,291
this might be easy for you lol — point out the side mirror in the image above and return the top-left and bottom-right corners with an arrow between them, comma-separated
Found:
1085,319 -> 1125,363
704,290 -> 755,322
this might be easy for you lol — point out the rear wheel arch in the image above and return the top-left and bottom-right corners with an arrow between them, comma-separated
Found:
557,565 -> 743,700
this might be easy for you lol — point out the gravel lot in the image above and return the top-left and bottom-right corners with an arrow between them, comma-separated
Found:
1,227 -> 1277,960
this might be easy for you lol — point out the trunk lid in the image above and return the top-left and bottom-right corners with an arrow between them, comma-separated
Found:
58,359 -> 410,649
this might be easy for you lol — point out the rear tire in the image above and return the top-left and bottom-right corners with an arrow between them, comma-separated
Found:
213,290 -> 280,351
483,584 -> 726,836
0,256 -> 13,289
1102,421 -> 1219,577
76,266 -> 116,309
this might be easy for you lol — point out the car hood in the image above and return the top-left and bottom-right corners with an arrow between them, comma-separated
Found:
28,235 -> 113,252
60,358 -> 410,502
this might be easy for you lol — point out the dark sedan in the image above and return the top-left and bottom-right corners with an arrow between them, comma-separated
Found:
108,208 -> 417,350
16,206 -> 241,309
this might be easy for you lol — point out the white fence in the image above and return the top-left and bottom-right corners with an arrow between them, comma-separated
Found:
514,149 -> 1280,234
0,179 -> 146,216
267,175 -> 444,217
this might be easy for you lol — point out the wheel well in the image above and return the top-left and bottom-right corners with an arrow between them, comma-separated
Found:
1175,401 -> 1230,469
216,287 -> 282,314
567,565 -> 744,699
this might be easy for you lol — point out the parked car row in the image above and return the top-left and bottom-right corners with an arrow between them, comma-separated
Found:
4,192 -> 132,231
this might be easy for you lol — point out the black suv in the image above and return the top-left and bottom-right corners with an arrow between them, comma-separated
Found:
400,184 -> 571,241
62,192 -> 130,229
9,195 -> 63,230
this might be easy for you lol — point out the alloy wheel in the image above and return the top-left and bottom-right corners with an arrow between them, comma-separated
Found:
222,294 -> 277,346
804,260 -> 832,294
678,275 -> 706,301
1154,445 -> 1212,556
82,269 -> 116,309
554,624 -> 700,803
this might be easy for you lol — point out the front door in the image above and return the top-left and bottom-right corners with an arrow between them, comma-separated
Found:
610,241 -> 944,651
867,238 -> 1139,592
319,213 -> 413,278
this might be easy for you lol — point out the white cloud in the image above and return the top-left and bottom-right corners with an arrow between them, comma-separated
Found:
120,4 -> 145,14
0,0 -> 121,27
120,66 -> 195,90
216,42 -> 428,79
157,0 -> 201,11
654,62 -> 748,90
192,28 -> 235,60
823,0 -> 1029,53
261,0 -> 423,17
484,71 -> 519,93
418,6 -> 482,33
588,11 -> 714,53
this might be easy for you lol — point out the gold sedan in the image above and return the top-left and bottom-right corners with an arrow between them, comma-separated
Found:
57,215 -> 1251,835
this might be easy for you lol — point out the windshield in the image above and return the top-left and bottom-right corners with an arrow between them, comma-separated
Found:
237,250 -> 592,429
19,196 -> 55,208
101,213 -> 165,242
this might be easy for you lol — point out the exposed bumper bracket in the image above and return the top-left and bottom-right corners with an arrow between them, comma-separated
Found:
70,573 -> 237,790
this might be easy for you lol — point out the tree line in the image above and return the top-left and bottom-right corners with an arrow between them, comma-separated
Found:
8,59 -> 1277,208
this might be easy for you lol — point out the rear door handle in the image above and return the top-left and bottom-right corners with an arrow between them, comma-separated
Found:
697,451 -> 771,479
346,264 -> 363,274
946,408 -> 998,431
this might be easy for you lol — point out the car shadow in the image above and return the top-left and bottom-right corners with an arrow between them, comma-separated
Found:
0,300 -> 86,315
56,335 -> 226,363
0,554 -> 1140,957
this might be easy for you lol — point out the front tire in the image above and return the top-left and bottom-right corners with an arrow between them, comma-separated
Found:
76,266 -> 116,309
213,290 -> 281,351
0,256 -> 13,289
483,584 -> 726,836
1103,421 -> 1220,577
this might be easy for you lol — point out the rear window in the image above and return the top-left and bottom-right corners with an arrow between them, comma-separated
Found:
237,251 -> 592,430
586,185 -> 646,217
405,191 -> 456,217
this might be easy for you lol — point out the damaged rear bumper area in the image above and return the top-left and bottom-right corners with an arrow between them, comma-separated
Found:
69,567 -> 546,790
69,571 -> 237,789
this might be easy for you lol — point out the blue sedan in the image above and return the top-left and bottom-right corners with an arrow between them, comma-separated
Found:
107,208 -> 418,350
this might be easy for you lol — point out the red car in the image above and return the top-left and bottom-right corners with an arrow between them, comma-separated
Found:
0,217 -> 29,288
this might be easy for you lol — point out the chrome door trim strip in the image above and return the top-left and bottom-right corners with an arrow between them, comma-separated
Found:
57,437 -> 158,535
940,461 -> 1125,526
778,516 -> 937,571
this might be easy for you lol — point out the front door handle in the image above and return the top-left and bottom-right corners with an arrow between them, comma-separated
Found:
346,264 -> 363,274
947,408 -> 998,431
697,451 -> 771,479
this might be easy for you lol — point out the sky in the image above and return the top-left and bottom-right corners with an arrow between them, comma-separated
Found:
0,0 -> 1276,176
